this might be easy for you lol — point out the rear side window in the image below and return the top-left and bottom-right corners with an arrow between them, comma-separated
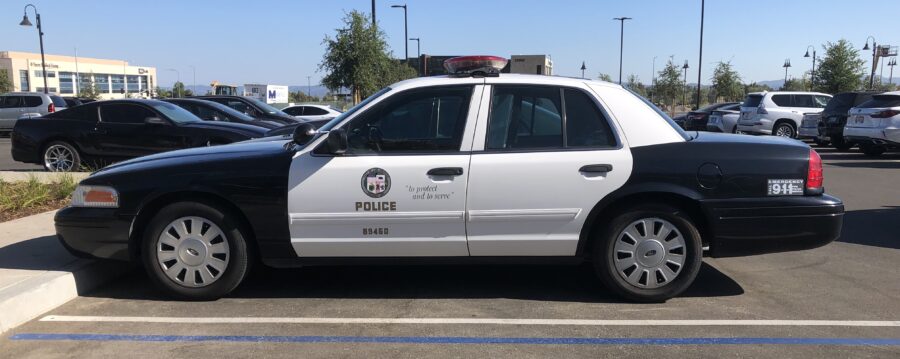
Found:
488,86 -> 563,150
0,96 -> 21,108
743,95 -> 763,108
305,107 -> 329,115
50,96 -> 67,108
100,103 -> 157,124
793,95 -> 815,108
770,95 -> 791,107
858,95 -> 900,108
563,89 -> 616,148
22,96 -> 43,107
48,104 -> 99,122
283,107 -> 304,116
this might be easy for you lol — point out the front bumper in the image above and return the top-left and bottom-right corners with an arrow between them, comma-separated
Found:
55,206 -> 134,261
701,194 -> 844,258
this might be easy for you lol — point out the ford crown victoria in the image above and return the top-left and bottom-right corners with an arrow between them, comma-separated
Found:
54,57 -> 844,302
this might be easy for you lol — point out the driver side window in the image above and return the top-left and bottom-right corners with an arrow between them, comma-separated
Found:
344,86 -> 472,154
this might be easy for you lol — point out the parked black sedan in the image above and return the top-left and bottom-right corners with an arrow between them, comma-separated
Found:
682,102 -> 740,131
11,99 -> 268,171
164,98 -> 286,130
192,96 -> 300,126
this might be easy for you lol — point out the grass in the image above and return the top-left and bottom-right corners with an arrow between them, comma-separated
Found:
0,174 -> 78,223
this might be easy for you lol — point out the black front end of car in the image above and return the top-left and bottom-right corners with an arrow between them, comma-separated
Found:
55,207 -> 134,261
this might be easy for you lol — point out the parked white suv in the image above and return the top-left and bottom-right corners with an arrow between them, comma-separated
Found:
843,91 -> 900,156
737,91 -> 831,138
0,92 -> 67,135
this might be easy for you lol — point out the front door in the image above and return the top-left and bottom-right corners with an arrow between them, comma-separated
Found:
466,84 -> 632,256
287,85 -> 482,257
95,103 -> 182,158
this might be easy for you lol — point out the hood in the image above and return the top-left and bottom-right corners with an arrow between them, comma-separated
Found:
181,121 -> 268,136
93,140 -> 292,176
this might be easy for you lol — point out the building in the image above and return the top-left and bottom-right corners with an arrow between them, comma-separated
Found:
0,51 -> 157,99
244,84 -> 289,104
509,55 -> 553,75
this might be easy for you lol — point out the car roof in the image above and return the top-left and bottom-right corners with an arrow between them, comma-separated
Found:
389,74 -> 623,92
1,92 -> 53,96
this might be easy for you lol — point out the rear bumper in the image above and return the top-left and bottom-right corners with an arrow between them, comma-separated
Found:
55,206 -> 134,261
10,131 -> 41,164
701,194 -> 844,258
798,126 -> 818,138
844,127 -> 900,147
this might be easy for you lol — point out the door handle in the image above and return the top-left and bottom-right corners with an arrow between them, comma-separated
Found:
427,167 -> 464,176
579,164 -> 613,173
94,128 -> 108,134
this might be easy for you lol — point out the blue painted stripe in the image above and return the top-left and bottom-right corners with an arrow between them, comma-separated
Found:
9,333 -> 900,346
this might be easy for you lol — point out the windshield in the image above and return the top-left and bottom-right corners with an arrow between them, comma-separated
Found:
857,95 -> 900,109
625,88 -> 691,140
149,101 -> 202,124
244,96 -> 289,116
742,95 -> 763,108
318,87 -> 392,132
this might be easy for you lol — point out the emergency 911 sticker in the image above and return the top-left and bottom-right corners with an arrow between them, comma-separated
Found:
767,179 -> 804,196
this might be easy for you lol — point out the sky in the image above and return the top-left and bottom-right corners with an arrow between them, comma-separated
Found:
2,0 -> 899,87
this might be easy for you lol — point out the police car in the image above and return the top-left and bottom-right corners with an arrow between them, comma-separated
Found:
55,56 -> 844,302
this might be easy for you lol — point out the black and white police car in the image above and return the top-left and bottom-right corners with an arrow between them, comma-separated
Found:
56,56 -> 843,302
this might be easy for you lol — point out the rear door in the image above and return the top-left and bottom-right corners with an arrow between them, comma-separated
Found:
95,103 -> 183,158
465,83 -> 632,256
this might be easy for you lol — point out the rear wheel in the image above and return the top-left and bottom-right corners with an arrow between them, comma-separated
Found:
593,204 -> 703,302
142,202 -> 250,300
43,141 -> 81,172
860,144 -> 885,157
831,136 -> 852,151
773,122 -> 796,138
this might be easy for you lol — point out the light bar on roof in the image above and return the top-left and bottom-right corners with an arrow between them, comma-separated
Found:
443,56 -> 507,77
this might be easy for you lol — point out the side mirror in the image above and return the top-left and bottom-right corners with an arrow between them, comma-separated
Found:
326,128 -> 349,155
144,117 -> 167,125
291,123 -> 317,145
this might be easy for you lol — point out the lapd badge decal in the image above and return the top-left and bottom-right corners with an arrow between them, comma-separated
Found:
361,168 -> 391,198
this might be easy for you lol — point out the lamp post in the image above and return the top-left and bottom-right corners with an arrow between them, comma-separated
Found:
189,65 -> 196,96
682,60 -> 689,108
651,56 -> 657,102
580,61 -> 586,79
409,37 -> 420,58
19,4 -> 48,94
613,17 -> 632,85
391,4 -> 408,61
166,68 -> 180,98
307,76 -> 312,98
371,0 -> 376,27
863,36 -> 877,90
782,59 -> 791,86
696,0 -> 705,110
889,58 -> 897,87
804,45 -> 816,90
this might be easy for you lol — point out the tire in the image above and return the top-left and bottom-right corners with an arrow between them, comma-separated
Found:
142,201 -> 250,300
860,145 -> 885,157
831,136 -> 852,151
42,141 -> 81,172
773,122 -> 796,138
593,203 -> 703,302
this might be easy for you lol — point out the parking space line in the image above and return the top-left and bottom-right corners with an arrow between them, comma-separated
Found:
39,316 -> 900,327
9,333 -> 900,346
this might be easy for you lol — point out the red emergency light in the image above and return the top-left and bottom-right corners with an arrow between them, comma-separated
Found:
443,56 -> 507,77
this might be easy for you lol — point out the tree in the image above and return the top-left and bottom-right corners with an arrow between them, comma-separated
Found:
780,77 -> 808,91
290,91 -> 320,103
625,74 -> 647,97
0,69 -> 11,93
78,74 -> 102,100
814,39 -> 866,93
320,11 -> 416,104
710,61 -> 743,101
172,82 -> 192,98
597,73 -> 613,82
744,82 -> 773,94
655,59 -> 683,114
154,86 -> 172,99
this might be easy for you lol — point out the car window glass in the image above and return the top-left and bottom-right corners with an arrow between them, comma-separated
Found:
305,107 -> 329,115
854,93 -> 875,106
50,96 -> 67,108
22,96 -> 43,108
793,95 -> 814,108
0,96 -> 15,108
50,104 -> 98,121
193,104 -> 221,120
488,86 -> 562,150
345,86 -> 472,154
226,101 -> 253,115
824,93 -> 854,113
283,107 -> 304,116
814,96 -> 830,108
564,89 -> 617,148
771,95 -> 791,107
100,103 -> 156,124
858,95 -> 900,108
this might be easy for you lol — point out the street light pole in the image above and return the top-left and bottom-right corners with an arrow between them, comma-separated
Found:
651,56 -> 657,102
782,59 -> 791,86
409,37 -> 420,58
804,45 -> 816,90
889,58 -> 897,86
696,0 -> 705,110
371,0 -> 376,27
864,36 -> 877,90
391,4 -> 408,61
166,68 -> 180,98
189,65 -> 196,96
307,76 -> 312,97
613,17 -> 631,85
682,60 -> 689,108
20,4 -> 48,94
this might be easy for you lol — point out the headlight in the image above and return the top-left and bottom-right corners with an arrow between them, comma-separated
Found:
71,185 -> 119,208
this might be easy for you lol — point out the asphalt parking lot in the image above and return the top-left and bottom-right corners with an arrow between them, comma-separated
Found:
1,143 -> 899,358
0,137 -> 42,171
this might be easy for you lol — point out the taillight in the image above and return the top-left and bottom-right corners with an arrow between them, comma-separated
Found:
870,109 -> 900,118
48,103 -> 55,113
807,149 -> 823,193
757,106 -> 768,114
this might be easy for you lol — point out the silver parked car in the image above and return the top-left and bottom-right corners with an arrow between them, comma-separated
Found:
0,92 -> 67,134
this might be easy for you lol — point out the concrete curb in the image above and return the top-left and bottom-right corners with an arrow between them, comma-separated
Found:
0,171 -> 90,183
0,210 -> 129,334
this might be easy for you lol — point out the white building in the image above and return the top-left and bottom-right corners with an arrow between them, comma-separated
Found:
509,55 -> 553,76
0,51 -> 157,99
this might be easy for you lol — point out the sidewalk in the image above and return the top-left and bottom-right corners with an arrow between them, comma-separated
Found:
0,210 -> 128,333
0,171 -> 90,183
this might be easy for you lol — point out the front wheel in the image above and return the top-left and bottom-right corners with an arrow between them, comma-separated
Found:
593,204 -> 703,302
142,202 -> 250,300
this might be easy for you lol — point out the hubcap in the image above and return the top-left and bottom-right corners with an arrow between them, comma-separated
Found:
613,218 -> 686,289
775,125 -> 794,137
156,216 -> 229,288
43,145 -> 75,171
